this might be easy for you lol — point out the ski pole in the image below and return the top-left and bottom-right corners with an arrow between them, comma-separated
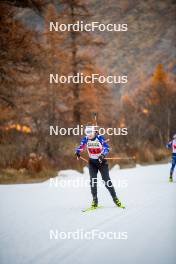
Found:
79,156 -> 88,163
92,112 -> 98,126
105,156 -> 136,160
78,156 -> 135,163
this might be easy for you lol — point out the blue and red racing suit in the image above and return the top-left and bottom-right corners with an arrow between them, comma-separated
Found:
166,139 -> 176,176
76,134 -> 109,159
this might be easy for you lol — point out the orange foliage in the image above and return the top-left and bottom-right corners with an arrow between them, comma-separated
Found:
152,64 -> 167,85
2,124 -> 32,133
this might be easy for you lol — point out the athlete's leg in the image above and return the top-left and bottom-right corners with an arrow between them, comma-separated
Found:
89,159 -> 98,204
98,160 -> 117,199
99,160 -> 125,208
170,156 -> 176,177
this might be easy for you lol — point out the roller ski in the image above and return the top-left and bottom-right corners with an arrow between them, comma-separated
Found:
82,205 -> 104,212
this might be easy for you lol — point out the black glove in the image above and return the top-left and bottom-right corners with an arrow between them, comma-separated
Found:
98,154 -> 105,164
75,152 -> 80,159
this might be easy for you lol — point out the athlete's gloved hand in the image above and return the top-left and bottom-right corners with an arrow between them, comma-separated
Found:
75,152 -> 80,159
98,154 -> 105,164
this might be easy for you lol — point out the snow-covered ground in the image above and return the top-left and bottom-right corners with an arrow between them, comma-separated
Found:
0,163 -> 176,264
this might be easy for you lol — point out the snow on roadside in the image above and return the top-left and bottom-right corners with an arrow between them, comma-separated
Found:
0,163 -> 175,264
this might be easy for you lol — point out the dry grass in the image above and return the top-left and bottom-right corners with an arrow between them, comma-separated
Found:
0,168 -> 57,184
153,148 -> 170,162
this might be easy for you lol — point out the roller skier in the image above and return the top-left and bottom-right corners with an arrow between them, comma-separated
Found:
75,125 -> 125,210
166,134 -> 176,182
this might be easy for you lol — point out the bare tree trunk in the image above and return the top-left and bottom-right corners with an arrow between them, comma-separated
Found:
167,108 -> 170,141
70,2 -> 80,124
158,130 -> 164,147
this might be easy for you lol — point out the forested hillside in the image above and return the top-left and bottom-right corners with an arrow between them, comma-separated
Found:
0,0 -> 175,182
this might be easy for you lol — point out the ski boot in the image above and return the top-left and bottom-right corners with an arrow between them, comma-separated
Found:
169,176 -> 173,183
113,197 -> 125,209
91,197 -> 98,209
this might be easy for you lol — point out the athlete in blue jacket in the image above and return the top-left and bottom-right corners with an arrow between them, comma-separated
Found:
75,125 -> 125,209
166,134 -> 176,182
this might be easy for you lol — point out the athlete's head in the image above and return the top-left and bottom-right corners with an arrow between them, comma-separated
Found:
85,125 -> 98,139
173,134 -> 176,139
